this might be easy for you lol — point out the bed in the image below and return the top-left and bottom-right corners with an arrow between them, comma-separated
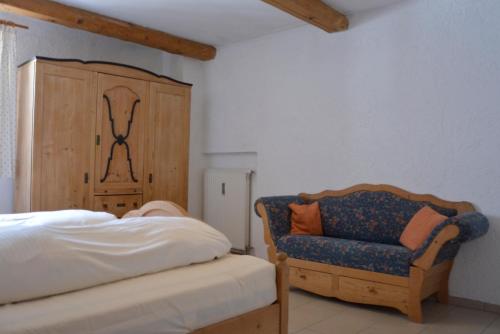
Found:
0,202 -> 289,334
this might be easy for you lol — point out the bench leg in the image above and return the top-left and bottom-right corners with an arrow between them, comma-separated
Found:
437,262 -> 453,304
437,281 -> 449,304
408,267 -> 424,323
408,299 -> 423,323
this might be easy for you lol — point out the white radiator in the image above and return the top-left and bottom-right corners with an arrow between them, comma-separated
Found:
203,168 -> 253,254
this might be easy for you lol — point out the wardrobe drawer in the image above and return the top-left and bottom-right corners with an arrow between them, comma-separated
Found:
94,195 -> 142,217
290,267 -> 334,296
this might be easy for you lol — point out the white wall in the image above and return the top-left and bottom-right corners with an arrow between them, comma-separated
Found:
202,0 -> 500,304
0,13 -> 206,217
174,57 -> 208,218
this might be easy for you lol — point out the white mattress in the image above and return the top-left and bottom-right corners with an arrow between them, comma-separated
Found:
0,255 -> 276,334
0,214 -> 231,305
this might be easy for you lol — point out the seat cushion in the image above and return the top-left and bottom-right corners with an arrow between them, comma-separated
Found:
277,235 -> 413,277
318,191 -> 457,245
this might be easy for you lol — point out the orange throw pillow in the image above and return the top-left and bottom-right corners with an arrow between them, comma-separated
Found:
400,206 -> 448,251
288,202 -> 323,236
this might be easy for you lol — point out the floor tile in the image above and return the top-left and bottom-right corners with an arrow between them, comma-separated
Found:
307,311 -> 376,334
361,309 -> 426,334
358,325 -> 424,334
293,329 -> 320,334
418,306 -> 497,334
289,296 -> 346,333
289,288 -> 318,309
421,298 -> 455,323
481,315 -> 500,334
287,288 -> 498,334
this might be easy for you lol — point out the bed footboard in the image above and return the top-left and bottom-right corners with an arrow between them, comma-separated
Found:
191,253 -> 289,334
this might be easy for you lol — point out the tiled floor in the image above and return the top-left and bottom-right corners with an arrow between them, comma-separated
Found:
289,288 -> 500,334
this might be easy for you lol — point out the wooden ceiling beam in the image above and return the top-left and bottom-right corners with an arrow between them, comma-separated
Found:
262,0 -> 348,33
0,0 -> 216,61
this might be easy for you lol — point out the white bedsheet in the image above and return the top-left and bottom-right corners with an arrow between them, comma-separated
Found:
0,215 -> 231,305
0,210 -> 116,227
0,254 -> 276,334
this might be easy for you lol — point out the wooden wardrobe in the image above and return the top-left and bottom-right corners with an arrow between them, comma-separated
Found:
15,57 -> 191,217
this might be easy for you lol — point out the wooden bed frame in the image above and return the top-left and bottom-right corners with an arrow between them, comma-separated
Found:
256,184 -> 475,323
191,253 -> 289,334
129,201 -> 289,334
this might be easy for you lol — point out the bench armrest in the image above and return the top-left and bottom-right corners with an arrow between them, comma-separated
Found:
411,212 -> 489,270
254,196 -> 304,246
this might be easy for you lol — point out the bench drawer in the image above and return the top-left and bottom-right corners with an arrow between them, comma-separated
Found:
290,267 -> 334,296
338,276 -> 408,312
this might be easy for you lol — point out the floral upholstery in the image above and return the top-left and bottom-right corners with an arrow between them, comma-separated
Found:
434,241 -> 461,265
256,191 -> 489,277
277,235 -> 413,276
317,191 -> 457,245
255,196 -> 304,245
413,212 -> 489,262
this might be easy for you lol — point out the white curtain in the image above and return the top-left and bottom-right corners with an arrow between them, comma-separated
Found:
0,25 -> 17,178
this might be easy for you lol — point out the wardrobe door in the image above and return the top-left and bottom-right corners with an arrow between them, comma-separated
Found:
32,63 -> 96,211
143,83 -> 190,208
95,74 -> 148,194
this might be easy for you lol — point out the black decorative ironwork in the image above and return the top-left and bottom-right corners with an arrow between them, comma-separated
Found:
100,94 -> 140,183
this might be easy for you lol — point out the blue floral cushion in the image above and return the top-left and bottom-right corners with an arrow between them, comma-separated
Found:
318,191 -> 457,245
277,235 -> 413,276
255,196 -> 304,245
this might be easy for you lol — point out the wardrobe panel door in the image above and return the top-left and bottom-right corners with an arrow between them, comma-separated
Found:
144,83 -> 190,208
95,74 -> 148,194
33,63 -> 96,211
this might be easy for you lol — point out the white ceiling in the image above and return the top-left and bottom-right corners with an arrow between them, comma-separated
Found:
55,0 -> 405,46
323,0 -> 404,14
